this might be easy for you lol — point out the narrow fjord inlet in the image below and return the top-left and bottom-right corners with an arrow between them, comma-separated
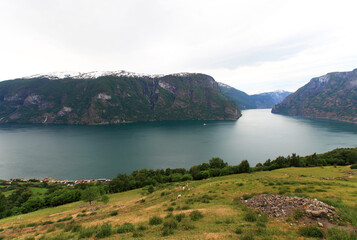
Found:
0,109 -> 356,180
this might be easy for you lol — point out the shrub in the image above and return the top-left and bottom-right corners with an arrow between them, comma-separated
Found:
181,205 -> 190,210
26,223 -> 40,227
95,223 -> 113,238
223,217 -> 234,224
47,226 -> 56,233
133,232 -> 144,238
162,228 -> 174,236
79,226 -> 96,239
293,209 -> 304,220
165,213 -> 174,219
136,223 -> 147,231
241,231 -> 255,240
351,164 -> 357,169
163,218 -> 178,230
175,213 -> 185,222
110,211 -> 118,216
299,226 -> 324,238
259,213 -> 269,223
64,221 -> 77,232
100,195 -> 109,204
256,221 -> 266,228
165,207 -> 174,212
117,223 -> 135,233
181,219 -> 195,230
244,211 -> 258,222
57,216 -> 73,222
41,221 -> 54,225
243,194 -> 254,200
190,210 -> 203,221
148,185 -> 154,194
71,224 -> 82,233
235,226 -> 243,234
149,216 -> 163,225
255,226 -> 267,236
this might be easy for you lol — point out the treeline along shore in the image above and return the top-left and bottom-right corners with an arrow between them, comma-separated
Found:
0,147 -> 356,219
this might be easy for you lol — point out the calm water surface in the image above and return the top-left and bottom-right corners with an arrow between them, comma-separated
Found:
0,109 -> 356,180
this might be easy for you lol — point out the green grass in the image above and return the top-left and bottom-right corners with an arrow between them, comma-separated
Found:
299,226 -> 324,238
1,166 -> 356,239
30,187 -> 48,195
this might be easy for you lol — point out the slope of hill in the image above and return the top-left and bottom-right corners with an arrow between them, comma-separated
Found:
218,83 -> 291,109
0,71 -> 240,124
272,69 -> 357,123
1,165 -> 356,240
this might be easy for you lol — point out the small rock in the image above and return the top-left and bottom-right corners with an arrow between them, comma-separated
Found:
318,222 -> 323,227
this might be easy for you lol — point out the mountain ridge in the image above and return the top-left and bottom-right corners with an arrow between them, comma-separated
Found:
218,83 -> 291,109
272,68 -> 357,123
0,72 -> 240,125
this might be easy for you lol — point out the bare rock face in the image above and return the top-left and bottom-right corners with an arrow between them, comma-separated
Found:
244,194 -> 340,221
272,68 -> 357,124
24,94 -> 41,105
97,93 -> 112,100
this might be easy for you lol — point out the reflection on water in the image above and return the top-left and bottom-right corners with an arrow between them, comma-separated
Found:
0,109 -> 356,180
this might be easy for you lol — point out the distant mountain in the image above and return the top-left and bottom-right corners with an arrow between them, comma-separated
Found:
218,83 -> 291,109
272,68 -> 357,123
0,71 -> 240,124
250,91 -> 292,109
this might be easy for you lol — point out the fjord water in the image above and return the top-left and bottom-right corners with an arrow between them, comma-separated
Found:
0,109 -> 356,180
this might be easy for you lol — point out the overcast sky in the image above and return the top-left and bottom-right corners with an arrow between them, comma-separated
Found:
1,0 -> 357,94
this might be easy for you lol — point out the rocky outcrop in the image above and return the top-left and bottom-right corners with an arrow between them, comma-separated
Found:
272,68 -> 357,123
244,194 -> 340,220
0,71 -> 240,124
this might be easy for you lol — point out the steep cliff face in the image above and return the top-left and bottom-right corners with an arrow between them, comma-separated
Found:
0,71 -> 240,124
272,69 -> 357,123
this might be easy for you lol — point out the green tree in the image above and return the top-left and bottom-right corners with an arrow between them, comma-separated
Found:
209,157 -> 227,169
0,193 -> 7,218
238,160 -> 250,173
81,187 -> 100,205
21,196 -> 44,213
147,185 -> 154,194
290,153 -> 301,167
100,195 -> 109,204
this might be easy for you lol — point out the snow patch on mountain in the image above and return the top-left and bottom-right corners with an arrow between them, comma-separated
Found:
22,71 -> 166,80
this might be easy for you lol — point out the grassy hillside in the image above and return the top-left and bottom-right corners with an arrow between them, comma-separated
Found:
1,166 -> 356,240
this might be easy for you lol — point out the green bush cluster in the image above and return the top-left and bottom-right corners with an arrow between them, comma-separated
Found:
299,226 -> 324,238
149,216 -> 163,225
